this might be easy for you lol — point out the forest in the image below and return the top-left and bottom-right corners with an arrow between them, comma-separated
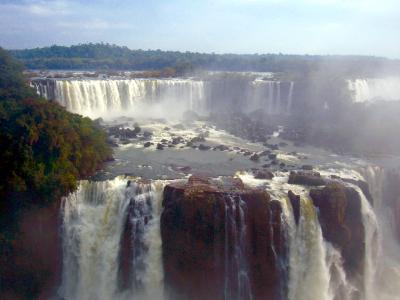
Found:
0,47 -> 112,240
10,43 -> 400,77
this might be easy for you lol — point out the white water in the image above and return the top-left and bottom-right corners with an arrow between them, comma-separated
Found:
51,79 -> 206,119
249,80 -> 293,114
224,195 -> 253,300
238,170 -> 383,300
33,77 -> 296,118
57,167 -> 398,300
348,78 -> 400,103
360,166 -> 400,300
59,178 -> 165,300
285,196 -> 332,300
351,185 -> 379,300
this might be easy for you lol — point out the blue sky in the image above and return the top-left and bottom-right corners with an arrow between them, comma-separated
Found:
1,0 -> 399,58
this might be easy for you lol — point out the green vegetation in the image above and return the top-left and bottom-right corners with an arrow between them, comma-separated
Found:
0,48 -> 37,101
10,43 -> 400,77
0,47 -> 112,209
0,47 -> 112,299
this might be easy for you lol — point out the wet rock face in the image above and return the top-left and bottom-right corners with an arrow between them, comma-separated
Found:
161,175 -> 287,300
0,199 -> 62,299
310,183 -> 365,285
384,170 -> 400,242
288,190 -> 300,225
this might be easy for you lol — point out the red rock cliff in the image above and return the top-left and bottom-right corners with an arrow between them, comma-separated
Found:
161,176 -> 287,300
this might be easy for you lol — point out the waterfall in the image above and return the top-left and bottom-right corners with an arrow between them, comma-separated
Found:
34,79 -> 206,119
359,166 -> 400,300
351,185 -> 379,300
248,80 -> 293,114
59,178 -> 165,300
249,172 -> 361,300
31,79 -> 56,100
285,197 -> 332,300
224,195 -> 253,300
275,82 -> 281,114
348,78 -> 400,103
286,82 -> 294,114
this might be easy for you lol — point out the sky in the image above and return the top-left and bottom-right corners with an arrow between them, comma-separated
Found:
0,0 -> 399,58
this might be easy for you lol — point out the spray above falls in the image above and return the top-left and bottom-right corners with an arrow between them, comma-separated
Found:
348,78 -> 400,103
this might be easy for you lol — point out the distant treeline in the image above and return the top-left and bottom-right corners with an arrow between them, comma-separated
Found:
9,43 -> 400,77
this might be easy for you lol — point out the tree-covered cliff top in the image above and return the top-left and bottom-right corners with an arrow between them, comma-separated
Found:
0,47 -> 112,209
9,43 -> 400,77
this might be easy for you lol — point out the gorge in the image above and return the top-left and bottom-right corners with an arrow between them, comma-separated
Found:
3,70 -> 400,300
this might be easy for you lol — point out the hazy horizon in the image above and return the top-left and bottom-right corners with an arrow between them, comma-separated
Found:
7,42 -> 399,61
1,0 -> 399,59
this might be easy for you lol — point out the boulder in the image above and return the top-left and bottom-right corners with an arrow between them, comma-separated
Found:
214,144 -> 229,151
143,131 -> 153,138
198,144 -> 211,151
254,170 -> 274,180
288,171 -> 326,186
268,153 -> 277,160
301,165 -> 313,171
172,136 -> 184,145
250,153 -> 260,162
143,142 -> 152,148
190,135 -> 206,143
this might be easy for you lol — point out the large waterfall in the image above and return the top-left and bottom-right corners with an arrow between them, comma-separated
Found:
348,78 -> 400,103
56,167 -> 400,300
32,79 -> 207,119
59,178 -> 165,300
31,77 -> 297,118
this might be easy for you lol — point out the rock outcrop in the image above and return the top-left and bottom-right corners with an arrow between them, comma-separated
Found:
161,175 -> 287,300
288,190 -> 300,225
310,183 -> 365,289
288,171 -> 326,186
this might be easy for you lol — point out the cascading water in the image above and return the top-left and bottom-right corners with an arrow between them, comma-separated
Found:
350,185 -> 379,300
240,171 -> 374,300
359,166 -> 400,300
32,77 -> 297,118
348,78 -> 400,103
249,80 -> 293,114
35,79 -> 206,119
59,178 -> 165,300
286,82 -> 294,114
285,197 -> 332,300
224,195 -> 253,300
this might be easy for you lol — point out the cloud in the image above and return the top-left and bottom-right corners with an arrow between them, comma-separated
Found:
57,19 -> 133,30
0,0 -> 73,16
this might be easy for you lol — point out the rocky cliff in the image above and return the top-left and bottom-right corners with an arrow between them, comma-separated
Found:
0,199 -> 62,299
161,176 -> 287,300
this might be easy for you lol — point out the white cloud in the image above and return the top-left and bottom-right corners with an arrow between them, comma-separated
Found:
0,0 -> 73,16
57,19 -> 133,30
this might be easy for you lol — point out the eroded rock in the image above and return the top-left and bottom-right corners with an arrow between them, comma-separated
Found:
288,171 -> 326,186
161,175 -> 286,300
